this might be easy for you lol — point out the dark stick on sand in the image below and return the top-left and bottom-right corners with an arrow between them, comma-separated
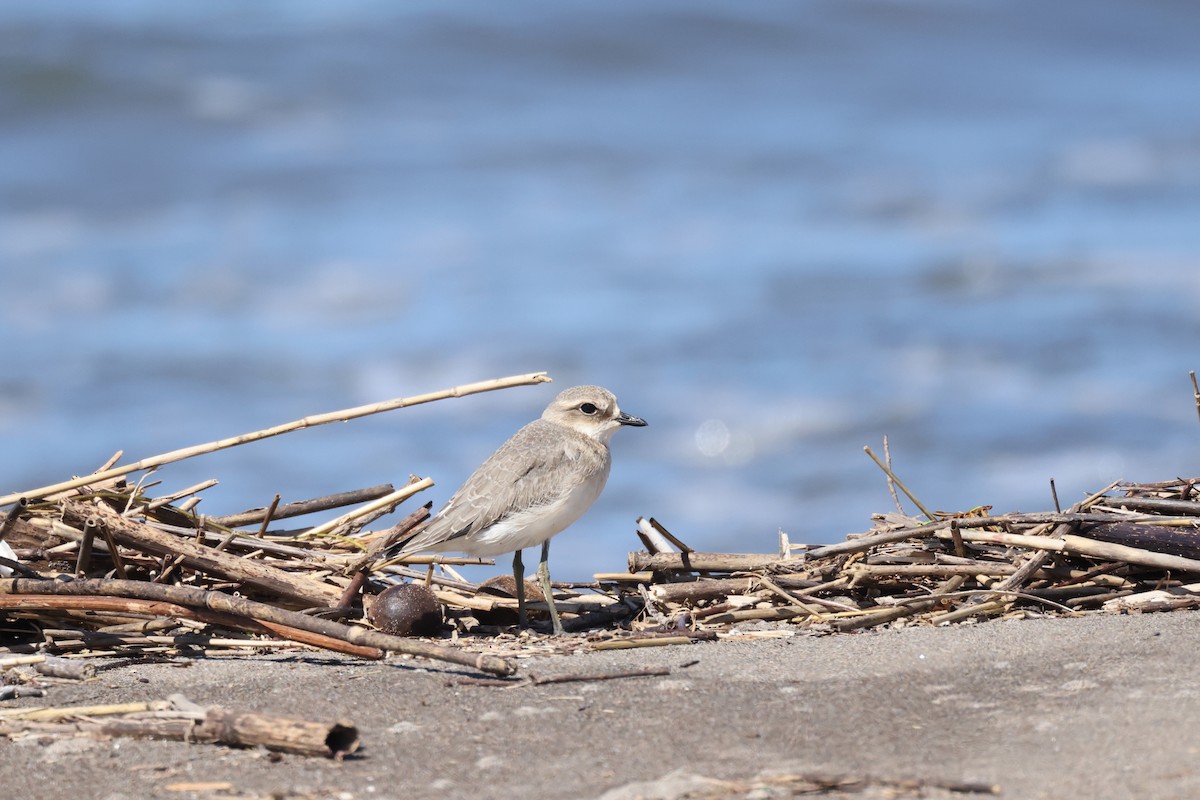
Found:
0,577 -> 516,676
210,484 -> 397,528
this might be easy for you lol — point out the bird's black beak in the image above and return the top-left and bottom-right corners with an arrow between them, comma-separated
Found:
617,411 -> 647,427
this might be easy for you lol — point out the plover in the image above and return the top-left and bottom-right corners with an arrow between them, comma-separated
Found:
388,385 -> 646,634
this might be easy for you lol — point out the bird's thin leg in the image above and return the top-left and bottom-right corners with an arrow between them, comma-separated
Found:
537,539 -> 563,635
513,549 -> 528,629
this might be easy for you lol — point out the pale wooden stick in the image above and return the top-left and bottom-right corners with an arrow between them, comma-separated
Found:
382,554 -> 491,566
96,451 -> 124,472
0,654 -> 46,669
847,563 -> 1024,579
882,435 -> 905,515
0,372 -> 552,507
629,552 -> 805,573
590,636 -> 697,651
40,452 -> 132,503
934,527 -> 1200,573
298,479 -> 433,540
863,445 -> 935,519
650,576 -> 798,604
434,589 -> 516,613
594,572 -> 654,583
928,599 -> 1011,625
804,524 -> 940,561
0,701 -> 172,721
144,479 -> 220,511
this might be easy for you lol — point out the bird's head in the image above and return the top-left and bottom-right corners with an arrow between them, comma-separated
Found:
542,385 -> 647,443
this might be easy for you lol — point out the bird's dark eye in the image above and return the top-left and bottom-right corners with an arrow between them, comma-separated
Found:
579,403 -> 598,415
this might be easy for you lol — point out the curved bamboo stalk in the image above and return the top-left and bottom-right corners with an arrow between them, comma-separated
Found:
0,372 -> 551,507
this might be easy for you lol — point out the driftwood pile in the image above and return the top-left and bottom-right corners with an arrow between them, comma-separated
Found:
619,381 -> 1200,635
622,477 -> 1200,637
0,374 -> 570,681
4,372 -> 1200,755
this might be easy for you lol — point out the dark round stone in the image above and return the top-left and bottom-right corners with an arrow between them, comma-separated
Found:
367,583 -> 443,637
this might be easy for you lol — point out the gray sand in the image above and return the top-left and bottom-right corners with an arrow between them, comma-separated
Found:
4,611 -> 1198,799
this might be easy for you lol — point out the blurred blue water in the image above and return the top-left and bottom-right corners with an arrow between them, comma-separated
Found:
3,0 -> 1200,580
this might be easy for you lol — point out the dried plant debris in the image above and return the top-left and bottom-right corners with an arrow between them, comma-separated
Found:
0,373 -> 560,679
617,477 -> 1200,640
2,371 -> 1199,683
5,466 -> 1200,673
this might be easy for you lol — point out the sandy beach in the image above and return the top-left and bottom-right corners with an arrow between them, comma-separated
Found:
4,610 -> 1197,800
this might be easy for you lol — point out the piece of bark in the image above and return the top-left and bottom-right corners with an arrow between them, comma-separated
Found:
33,656 -> 96,680
1079,521 -> 1200,561
16,706 -> 360,758
1100,496 -> 1200,515
196,707 -> 360,757
1102,582 -> 1200,613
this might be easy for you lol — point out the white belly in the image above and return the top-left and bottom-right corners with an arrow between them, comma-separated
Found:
453,470 -> 608,557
